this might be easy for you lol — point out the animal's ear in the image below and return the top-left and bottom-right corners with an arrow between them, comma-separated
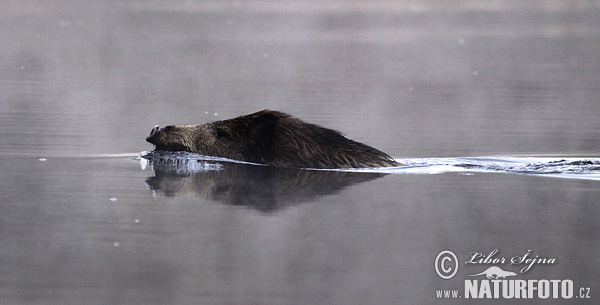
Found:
245,111 -> 279,162
248,111 -> 279,143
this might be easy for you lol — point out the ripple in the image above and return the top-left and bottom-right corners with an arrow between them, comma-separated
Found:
140,151 -> 600,180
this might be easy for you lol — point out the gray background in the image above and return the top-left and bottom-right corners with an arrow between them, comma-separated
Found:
0,1 -> 598,304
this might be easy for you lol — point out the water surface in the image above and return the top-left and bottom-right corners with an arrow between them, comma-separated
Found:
1,1 -> 599,304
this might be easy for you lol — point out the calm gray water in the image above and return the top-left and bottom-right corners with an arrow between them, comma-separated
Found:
1,1 -> 599,304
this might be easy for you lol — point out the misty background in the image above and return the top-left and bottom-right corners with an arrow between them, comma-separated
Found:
2,0 -> 599,158
0,1 -> 599,305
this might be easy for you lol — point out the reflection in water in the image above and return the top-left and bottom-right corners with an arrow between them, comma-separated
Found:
1,1 -> 600,304
143,152 -> 385,211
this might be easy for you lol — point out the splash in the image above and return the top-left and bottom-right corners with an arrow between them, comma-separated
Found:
346,157 -> 600,180
140,151 -> 600,180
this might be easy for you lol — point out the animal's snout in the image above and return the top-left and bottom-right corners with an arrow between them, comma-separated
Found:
146,125 -> 160,143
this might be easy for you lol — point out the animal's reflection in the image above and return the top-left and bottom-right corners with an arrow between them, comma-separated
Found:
144,157 -> 386,212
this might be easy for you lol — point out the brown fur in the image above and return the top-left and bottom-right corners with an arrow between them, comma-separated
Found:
146,110 -> 400,169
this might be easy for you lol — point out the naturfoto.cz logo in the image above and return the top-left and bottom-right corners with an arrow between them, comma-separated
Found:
434,249 -> 592,300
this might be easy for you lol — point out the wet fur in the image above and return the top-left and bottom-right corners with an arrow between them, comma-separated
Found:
146,110 -> 399,169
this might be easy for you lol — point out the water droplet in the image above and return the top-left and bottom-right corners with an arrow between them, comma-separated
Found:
38,158 -> 47,161
472,70 -> 478,76
134,219 -> 140,223
214,113 -> 218,116
139,157 -> 148,170
110,197 -> 117,202
113,242 -> 120,247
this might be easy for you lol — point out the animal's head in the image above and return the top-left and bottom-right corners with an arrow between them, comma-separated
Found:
146,110 -> 283,162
